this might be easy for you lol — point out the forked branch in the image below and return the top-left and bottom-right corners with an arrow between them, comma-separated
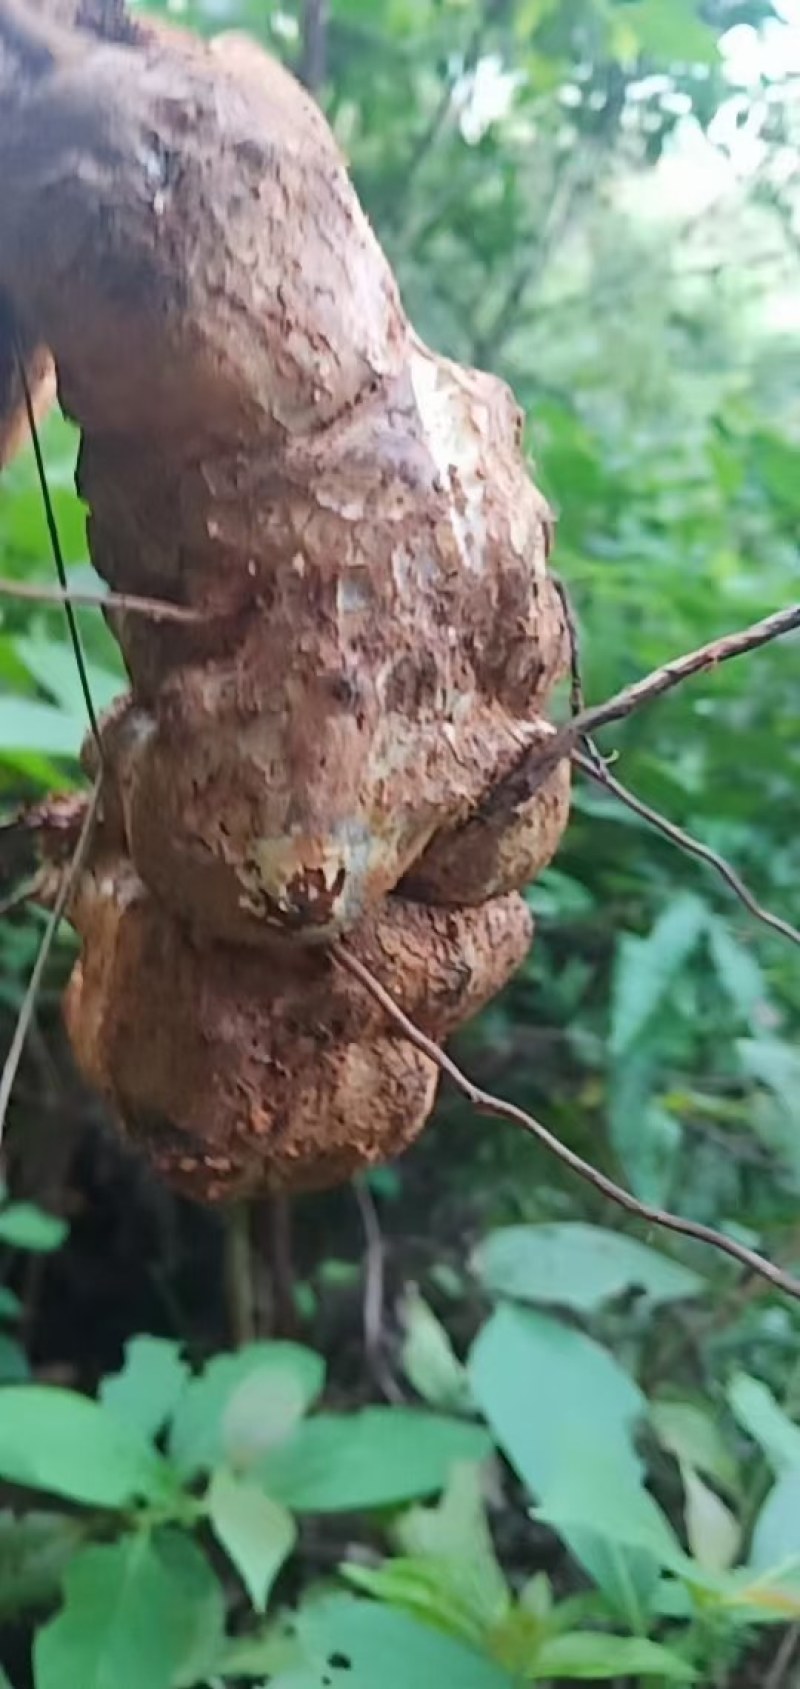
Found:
478,602 -> 800,820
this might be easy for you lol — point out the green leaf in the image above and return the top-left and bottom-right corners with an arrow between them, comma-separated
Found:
609,1059 -> 681,1205
530,1631 -> 696,1680
472,1223 -> 703,1312
0,1387 -> 176,1507
348,1465 -> 510,1645
533,1446 -> 686,1580
468,1306 -> 660,1628
259,1409 -> 491,1512
611,894 -> 707,1057
401,1288 -> 469,1410
0,1288 -> 22,1321
100,1337 -> 190,1441
728,1374 -> 800,1474
0,1204 -> 67,1253
274,1596 -> 516,1689
343,1559 -> 492,1650
222,1364 -> 310,1473
208,1467 -> 295,1612
14,632 -> 121,720
168,1342 -> 323,1477
737,1039 -> 800,1125
468,1305 -> 645,1492
651,1399 -> 739,1498
751,1470 -> 800,1571
34,1531 -> 225,1689
0,696 -> 81,759
395,1463 -> 509,1631
707,920 -> 767,1026
681,1465 -> 740,1574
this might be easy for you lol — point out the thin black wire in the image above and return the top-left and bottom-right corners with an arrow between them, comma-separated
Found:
13,335 -> 103,754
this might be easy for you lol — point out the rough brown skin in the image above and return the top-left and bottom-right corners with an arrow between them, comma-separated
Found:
63,823 -> 534,1199
0,0 -> 571,1196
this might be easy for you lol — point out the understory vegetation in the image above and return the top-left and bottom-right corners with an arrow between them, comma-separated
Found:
0,0 -> 799,1685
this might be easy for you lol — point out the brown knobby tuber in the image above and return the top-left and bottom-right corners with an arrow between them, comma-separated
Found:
0,0 -> 571,1196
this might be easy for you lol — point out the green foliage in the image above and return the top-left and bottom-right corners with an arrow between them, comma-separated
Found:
2,0 -> 800,1684
0,1388 -> 178,1508
472,1222 -> 704,1311
34,1533 -> 224,1689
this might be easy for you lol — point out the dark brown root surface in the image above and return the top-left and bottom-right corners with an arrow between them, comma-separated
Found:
0,0 -> 571,1197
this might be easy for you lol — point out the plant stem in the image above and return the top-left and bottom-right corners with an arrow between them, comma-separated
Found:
223,1201 -> 255,1348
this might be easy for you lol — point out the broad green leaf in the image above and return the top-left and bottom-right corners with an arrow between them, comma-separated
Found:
530,1630 -> 696,1680
751,1471 -> 800,1572
100,1337 -> 190,1441
401,1288 -> 469,1410
609,1057 -> 681,1204
222,1365 -> 310,1472
468,1306 -> 659,1628
611,894 -> 707,1057
0,1289 -> 21,1321
208,1467 -> 295,1612
259,1409 -> 490,1512
651,1399 -> 739,1498
0,1387 -> 176,1507
34,1531 -> 224,1689
707,920 -> 767,1025
0,1204 -> 67,1252
728,1374 -> 800,1473
273,1596 -> 515,1689
681,1465 -> 740,1573
534,1445 -> 685,1577
168,1343 -> 323,1477
0,696 -> 80,758
472,1223 -> 703,1312
468,1305 -> 645,1491
14,632 -> 121,720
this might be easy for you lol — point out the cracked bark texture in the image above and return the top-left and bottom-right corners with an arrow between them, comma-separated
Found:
0,0 -> 572,1195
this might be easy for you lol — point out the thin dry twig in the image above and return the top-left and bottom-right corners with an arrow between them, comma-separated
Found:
353,1176 -> 405,1404
15,343 -> 103,752
573,748 -> 800,949
480,602 -> 800,817
0,776 -> 101,1154
765,1622 -> 800,1689
333,944 -> 800,1304
552,572 -> 584,718
300,0 -> 329,92
0,576 -> 201,624
568,602 -> 800,743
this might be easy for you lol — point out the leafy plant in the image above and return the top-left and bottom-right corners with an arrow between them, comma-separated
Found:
0,1337 -> 489,1686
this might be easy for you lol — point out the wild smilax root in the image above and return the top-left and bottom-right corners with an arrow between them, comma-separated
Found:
0,0 -> 571,1197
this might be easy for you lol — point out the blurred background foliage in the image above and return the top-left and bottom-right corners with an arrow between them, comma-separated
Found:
1,0 -> 800,1684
